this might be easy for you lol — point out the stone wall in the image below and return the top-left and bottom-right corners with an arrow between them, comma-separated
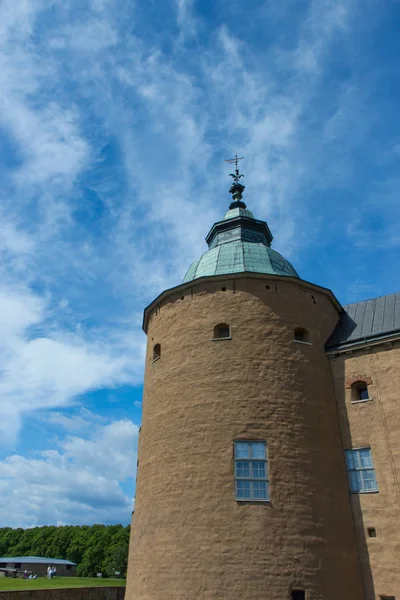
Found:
0,588 -> 125,600
126,274 -> 364,600
330,341 -> 400,600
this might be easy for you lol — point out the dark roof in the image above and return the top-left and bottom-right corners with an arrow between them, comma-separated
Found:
0,556 -> 76,566
326,292 -> 400,350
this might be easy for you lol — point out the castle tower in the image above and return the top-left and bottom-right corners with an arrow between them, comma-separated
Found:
126,165 -> 365,600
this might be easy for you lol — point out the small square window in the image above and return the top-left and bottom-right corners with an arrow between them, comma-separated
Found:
214,324 -> 230,339
351,381 -> 371,402
380,596 -> 395,600
368,527 -> 377,538
292,591 -> 305,600
294,328 -> 310,343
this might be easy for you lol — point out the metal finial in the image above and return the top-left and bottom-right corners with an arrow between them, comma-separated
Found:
225,154 -> 244,183
225,154 -> 246,207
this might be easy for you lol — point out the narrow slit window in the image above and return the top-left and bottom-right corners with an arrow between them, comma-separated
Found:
152,343 -> 161,361
234,441 -> 269,502
294,328 -> 310,343
345,447 -> 378,493
214,323 -> 231,340
368,527 -> 377,538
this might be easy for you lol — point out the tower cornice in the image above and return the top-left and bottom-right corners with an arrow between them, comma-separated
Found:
142,272 -> 343,333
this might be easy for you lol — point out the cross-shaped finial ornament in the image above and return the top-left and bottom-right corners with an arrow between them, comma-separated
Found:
225,154 -> 244,183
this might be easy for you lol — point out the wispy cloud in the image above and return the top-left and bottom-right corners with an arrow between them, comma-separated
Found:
0,0 -> 399,524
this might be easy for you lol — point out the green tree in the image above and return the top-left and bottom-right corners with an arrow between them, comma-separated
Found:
0,524 -> 131,578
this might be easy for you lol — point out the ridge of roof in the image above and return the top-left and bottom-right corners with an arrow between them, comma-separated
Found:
0,556 -> 77,565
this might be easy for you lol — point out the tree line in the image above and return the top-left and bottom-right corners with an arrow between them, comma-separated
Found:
0,524 -> 130,578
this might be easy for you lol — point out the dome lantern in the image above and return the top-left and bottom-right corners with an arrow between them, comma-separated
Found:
182,157 -> 299,282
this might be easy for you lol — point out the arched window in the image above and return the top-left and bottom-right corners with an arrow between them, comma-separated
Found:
152,343 -> 161,361
213,323 -> 231,340
294,327 -> 310,343
352,381 -> 369,402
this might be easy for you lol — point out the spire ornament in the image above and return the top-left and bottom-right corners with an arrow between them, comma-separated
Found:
225,154 -> 246,209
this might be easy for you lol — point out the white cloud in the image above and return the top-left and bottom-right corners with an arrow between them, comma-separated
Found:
0,0 -> 372,450
0,0 -> 398,525
0,418 -> 137,527
0,283 -> 144,445
45,408 -> 105,433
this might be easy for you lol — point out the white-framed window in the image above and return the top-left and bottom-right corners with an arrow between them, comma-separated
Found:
234,441 -> 269,501
345,447 -> 378,493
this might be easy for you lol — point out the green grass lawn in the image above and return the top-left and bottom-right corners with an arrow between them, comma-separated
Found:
0,577 -> 126,591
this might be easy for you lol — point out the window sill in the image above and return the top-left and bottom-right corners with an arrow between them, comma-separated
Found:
351,489 -> 379,494
293,340 -> 312,345
151,357 -> 160,363
351,398 -> 373,404
235,499 -> 271,504
212,337 -> 232,341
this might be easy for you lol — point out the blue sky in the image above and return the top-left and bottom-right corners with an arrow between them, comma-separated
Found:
0,0 -> 399,527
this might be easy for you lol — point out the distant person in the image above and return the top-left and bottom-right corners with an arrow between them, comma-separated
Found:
47,566 -> 52,579
23,570 -> 28,579
52,566 -> 56,578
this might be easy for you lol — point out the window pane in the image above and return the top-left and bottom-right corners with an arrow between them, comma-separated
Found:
353,450 -> 362,469
235,442 -> 250,458
218,327 -> 230,338
252,481 -> 268,500
236,480 -> 251,499
362,470 -> 378,490
348,470 -> 360,492
345,450 -> 355,470
251,461 -> 266,479
359,448 -> 373,468
235,461 -> 250,478
250,442 -> 266,459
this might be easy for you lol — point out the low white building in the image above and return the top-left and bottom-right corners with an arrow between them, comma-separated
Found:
0,556 -> 77,577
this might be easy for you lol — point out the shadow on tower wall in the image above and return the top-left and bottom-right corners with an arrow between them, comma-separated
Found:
330,355 -> 375,600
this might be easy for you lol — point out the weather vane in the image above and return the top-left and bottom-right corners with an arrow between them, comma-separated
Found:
225,154 -> 246,205
225,154 -> 244,183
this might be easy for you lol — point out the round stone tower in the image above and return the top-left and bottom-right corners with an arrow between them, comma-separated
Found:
126,169 -> 364,600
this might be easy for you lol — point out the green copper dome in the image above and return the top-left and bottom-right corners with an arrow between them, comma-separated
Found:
182,169 -> 299,283
183,241 -> 299,282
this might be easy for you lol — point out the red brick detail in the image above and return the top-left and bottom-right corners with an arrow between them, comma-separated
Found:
345,374 -> 373,389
